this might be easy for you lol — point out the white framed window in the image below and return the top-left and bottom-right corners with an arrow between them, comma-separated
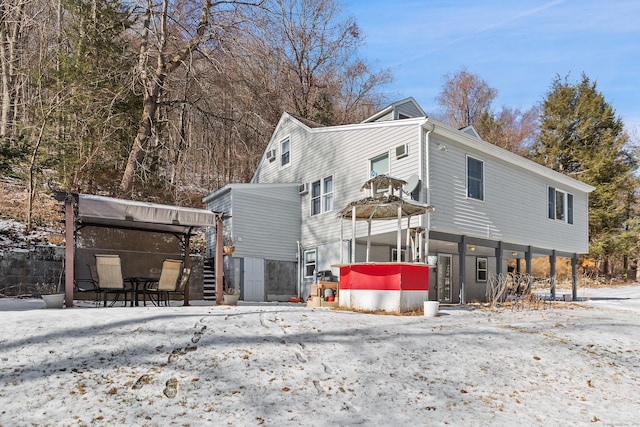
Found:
280,138 -> 291,167
369,153 -> 390,194
311,175 -> 333,216
323,176 -> 333,212
311,180 -> 321,215
303,249 -> 316,278
467,156 -> 484,200
476,257 -> 488,282
548,186 -> 573,224
391,248 -> 406,262
369,152 -> 389,178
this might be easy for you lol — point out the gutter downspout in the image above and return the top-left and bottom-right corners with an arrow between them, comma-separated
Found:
421,120 -> 435,263
296,241 -> 301,299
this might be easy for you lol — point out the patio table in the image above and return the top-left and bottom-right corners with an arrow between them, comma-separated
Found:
125,277 -> 160,306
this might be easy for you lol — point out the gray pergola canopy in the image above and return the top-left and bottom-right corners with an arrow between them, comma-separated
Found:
76,194 -> 223,234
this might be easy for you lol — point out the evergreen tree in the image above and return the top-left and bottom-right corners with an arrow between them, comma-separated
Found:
530,74 -> 638,276
48,0 -> 139,194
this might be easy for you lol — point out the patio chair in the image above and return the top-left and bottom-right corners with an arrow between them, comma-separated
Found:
166,267 -> 191,304
74,263 -> 102,305
141,259 -> 182,306
95,254 -> 128,307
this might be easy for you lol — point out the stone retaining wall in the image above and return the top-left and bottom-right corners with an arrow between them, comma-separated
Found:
0,246 -> 204,300
0,246 -> 64,295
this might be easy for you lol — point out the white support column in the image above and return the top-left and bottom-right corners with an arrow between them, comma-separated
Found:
397,206 -> 402,262
352,206 -> 356,263
366,220 -> 372,262
340,217 -> 344,263
406,216 -> 411,261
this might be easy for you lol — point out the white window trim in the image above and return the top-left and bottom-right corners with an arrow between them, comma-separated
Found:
280,136 -> 291,169
323,175 -> 333,213
311,175 -> 334,216
476,257 -> 488,282
303,248 -> 317,278
368,152 -> 391,179
466,155 -> 484,201
548,186 -> 574,225
368,152 -> 391,195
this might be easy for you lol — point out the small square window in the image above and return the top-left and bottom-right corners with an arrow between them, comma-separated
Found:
476,257 -> 488,282
304,249 -> 316,278
391,248 -> 406,262
370,153 -> 389,178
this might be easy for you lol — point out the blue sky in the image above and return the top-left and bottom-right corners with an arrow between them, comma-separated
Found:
344,0 -> 640,135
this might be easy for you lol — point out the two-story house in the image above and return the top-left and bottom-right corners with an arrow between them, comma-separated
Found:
203,98 -> 595,304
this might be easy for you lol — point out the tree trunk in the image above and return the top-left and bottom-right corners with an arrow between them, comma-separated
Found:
119,94 -> 159,197
0,0 -> 26,142
118,0 -> 213,197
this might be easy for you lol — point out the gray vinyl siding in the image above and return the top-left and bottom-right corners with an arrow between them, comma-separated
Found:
395,102 -> 424,119
427,134 -> 590,254
230,185 -> 300,261
375,110 -> 394,122
250,113 -> 591,259
204,190 -> 231,258
204,184 -> 300,262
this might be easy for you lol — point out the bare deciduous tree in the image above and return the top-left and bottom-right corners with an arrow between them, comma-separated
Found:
436,67 -> 497,130
0,0 -> 28,143
119,0 -> 262,198
242,0 -> 390,125
436,67 -> 538,153
476,106 -> 539,153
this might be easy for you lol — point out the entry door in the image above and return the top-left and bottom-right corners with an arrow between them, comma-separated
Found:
437,254 -> 452,303
243,257 -> 265,302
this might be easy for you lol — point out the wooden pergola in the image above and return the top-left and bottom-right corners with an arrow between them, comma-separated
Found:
338,175 -> 434,263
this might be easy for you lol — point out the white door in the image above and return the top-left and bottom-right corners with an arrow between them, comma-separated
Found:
243,257 -> 265,302
437,254 -> 452,303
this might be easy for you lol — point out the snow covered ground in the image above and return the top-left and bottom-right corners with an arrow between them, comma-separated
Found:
1,286 -> 639,426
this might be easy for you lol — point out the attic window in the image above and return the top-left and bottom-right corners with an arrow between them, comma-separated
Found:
281,138 -> 290,167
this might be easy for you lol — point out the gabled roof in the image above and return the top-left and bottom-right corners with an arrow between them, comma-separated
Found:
361,97 -> 427,123
253,101 -> 595,194
432,120 -> 596,193
460,125 -> 482,139
287,113 -> 325,128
